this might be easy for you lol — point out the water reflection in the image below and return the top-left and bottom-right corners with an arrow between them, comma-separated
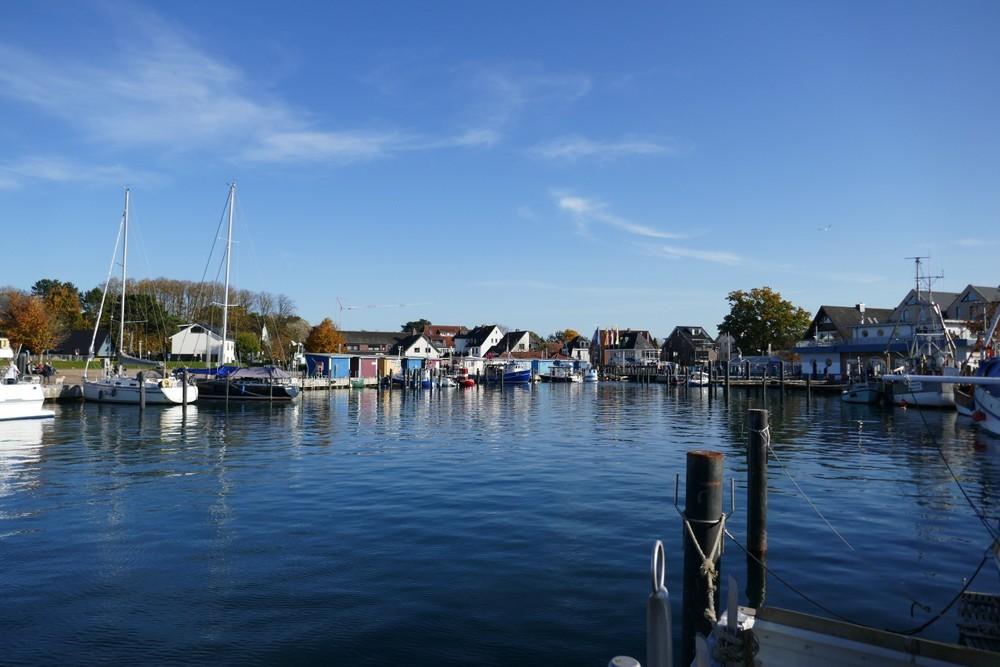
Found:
0,418 -> 47,496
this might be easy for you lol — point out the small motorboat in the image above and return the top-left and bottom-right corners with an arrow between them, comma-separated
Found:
688,371 -> 710,387
454,368 -> 476,388
438,376 -> 457,388
583,369 -> 598,382
842,381 -> 883,405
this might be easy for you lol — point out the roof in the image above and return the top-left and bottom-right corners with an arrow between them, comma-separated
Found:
665,326 -> 716,346
457,325 -> 499,347
390,333 -> 438,355
615,330 -> 656,350
566,335 -> 590,349
171,323 -> 234,342
53,329 -> 113,354
963,285 -> 1000,303
340,330 -> 404,347
422,324 -> 467,337
809,306 -> 894,340
487,330 -> 531,354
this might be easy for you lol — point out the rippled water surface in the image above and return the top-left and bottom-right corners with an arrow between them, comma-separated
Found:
2,385 -> 999,664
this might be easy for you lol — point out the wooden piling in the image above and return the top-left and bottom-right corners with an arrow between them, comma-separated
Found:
681,450 -> 724,666
779,362 -> 785,388
181,368 -> 188,410
138,371 -> 146,411
744,360 -> 750,381
746,409 -> 768,608
724,363 -> 730,391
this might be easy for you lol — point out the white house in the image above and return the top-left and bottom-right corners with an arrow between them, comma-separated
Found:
454,325 -> 504,357
170,323 -> 236,364
391,333 -> 441,359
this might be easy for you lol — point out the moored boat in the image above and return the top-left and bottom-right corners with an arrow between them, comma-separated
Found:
842,381 -> 883,405
972,358 -> 1000,436
583,369 -> 598,382
483,360 -> 532,385
454,368 -> 476,387
194,366 -> 299,401
954,384 -> 975,417
0,339 -> 53,421
688,371 -> 710,387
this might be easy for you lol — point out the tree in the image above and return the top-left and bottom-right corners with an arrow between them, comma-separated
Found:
717,287 -> 812,354
548,328 -> 581,343
44,283 -> 86,335
236,332 -> 260,361
305,318 -> 346,353
401,318 -> 431,333
1,291 -> 58,355
31,278 -> 78,299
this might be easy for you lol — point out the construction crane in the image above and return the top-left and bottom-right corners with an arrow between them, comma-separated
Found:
336,298 -> 431,329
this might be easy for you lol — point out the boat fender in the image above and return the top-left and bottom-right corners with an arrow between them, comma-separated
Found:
972,410 -> 986,423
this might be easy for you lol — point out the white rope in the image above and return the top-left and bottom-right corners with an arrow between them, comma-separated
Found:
682,512 -> 726,623
758,425 -> 855,551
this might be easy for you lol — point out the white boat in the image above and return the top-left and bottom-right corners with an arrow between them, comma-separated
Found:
438,376 -> 457,388
583,369 -> 598,382
82,189 -> 197,406
688,371 -> 710,387
970,308 -> 1000,436
841,381 -> 882,404
0,339 -> 53,421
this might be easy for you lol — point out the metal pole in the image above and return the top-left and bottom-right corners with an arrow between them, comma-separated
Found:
681,450 -> 724,665
138,370 -> 146,411
220,182 -> 235,367
747,409 -> 768,608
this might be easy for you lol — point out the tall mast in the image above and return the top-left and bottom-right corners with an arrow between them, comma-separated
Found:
119,188 -> 129,357
220,181 -> 235,365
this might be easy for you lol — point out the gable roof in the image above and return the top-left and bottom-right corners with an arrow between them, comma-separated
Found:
457,324 -> 500,347
390,333 -> 438,355
615,330 -> 656,350
340,330 -> 404,347
53,329 -> 114,355
666,326 -> 716,346
171,323 -> 234,341
806,305 -> 894,340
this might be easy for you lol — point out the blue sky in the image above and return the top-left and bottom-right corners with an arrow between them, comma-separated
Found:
1,2 -> 998,338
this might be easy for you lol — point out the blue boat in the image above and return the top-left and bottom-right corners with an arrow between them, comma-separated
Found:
484,361 -> 532,385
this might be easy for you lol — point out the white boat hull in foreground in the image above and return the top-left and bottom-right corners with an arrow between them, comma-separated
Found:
0,382 -> 54,420
83,377 -> 197,405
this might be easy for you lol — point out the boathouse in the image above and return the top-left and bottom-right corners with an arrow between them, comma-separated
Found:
349,356 -> 378,381
305,353 -> 351,379
170,323 -> 235,364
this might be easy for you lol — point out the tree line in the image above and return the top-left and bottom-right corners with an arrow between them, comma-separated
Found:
0,277 -> 308,362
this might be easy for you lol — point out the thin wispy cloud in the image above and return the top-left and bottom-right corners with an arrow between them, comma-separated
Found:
650,244 -> 743,266
531,135 -> 676,162
552,191 -> 686,240
0,157 -> 159,189
0,11 -> 496,165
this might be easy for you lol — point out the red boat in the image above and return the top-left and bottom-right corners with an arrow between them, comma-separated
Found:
455,368 -> 476,388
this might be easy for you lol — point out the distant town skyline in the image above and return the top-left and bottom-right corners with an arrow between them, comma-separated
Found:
1,2 -> 998,336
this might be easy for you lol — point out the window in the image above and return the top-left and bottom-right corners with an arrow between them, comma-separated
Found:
862,330 -> 869,337
877,329 -> 884,337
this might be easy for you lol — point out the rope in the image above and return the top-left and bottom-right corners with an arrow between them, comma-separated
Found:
758,425 -> 855,551
724,527 -> 993,635
682,512 -> 726,623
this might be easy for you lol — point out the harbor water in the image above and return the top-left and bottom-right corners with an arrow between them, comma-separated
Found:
2,385 -> 998,664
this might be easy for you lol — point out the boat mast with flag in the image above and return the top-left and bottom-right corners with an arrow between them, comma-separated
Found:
82,188 -> 198,405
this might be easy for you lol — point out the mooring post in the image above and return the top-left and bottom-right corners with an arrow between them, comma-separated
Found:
181,368 -> 188,410
681,449 -> 724,666
779,362 -> 785,388
138,371 -> 146,411
724,362 -> 730,391
744,360 -> 750,381
747,408 -> 768,608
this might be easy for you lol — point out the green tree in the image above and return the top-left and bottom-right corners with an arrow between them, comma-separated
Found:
548,328 -> 581,343
717,287 -> 811,355
401,318 -> 431,333
305,318 -> 346,353
31,278 -> 78,299
236,331 -> 261,361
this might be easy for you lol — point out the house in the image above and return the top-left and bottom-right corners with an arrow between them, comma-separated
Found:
454,325 -> 505,357
53,329 -> 115,358
421,324 -> 468,353
563,335 -> 591,363
889,289 -> 961,325
170,324 -> 235,364
945,285 -> 1000,327
340,331 -> 402,354
794,305 -> 895,379
591,328 -> 659,365
390,333 -> 441,359
661,326 -> 717,366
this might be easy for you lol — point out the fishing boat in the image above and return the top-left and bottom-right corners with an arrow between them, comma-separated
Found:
972,358 -> 1000,436
841,380 -> 883,404
454,368 -> 476,387
881,258 -> 959,409
541,365 -> 581,383
194,366 -> 299,401
83,189 -> 197,406
483,360 -> 532,384
688,371 -> 710,387
954,384 -> 975,417
0,339 -> 53,421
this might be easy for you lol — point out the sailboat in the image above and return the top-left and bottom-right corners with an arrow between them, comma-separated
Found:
82,189 -> 198,405
192,183 -> 299,402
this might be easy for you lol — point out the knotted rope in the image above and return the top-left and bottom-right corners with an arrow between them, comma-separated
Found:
682,512 -> 726,623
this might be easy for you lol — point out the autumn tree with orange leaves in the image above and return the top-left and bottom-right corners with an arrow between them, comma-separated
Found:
305,318 -> 346,353
1,291 -> 58,355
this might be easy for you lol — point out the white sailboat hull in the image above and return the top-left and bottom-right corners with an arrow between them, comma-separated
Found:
0,383 -> 53,421
83,378 -> 197,405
